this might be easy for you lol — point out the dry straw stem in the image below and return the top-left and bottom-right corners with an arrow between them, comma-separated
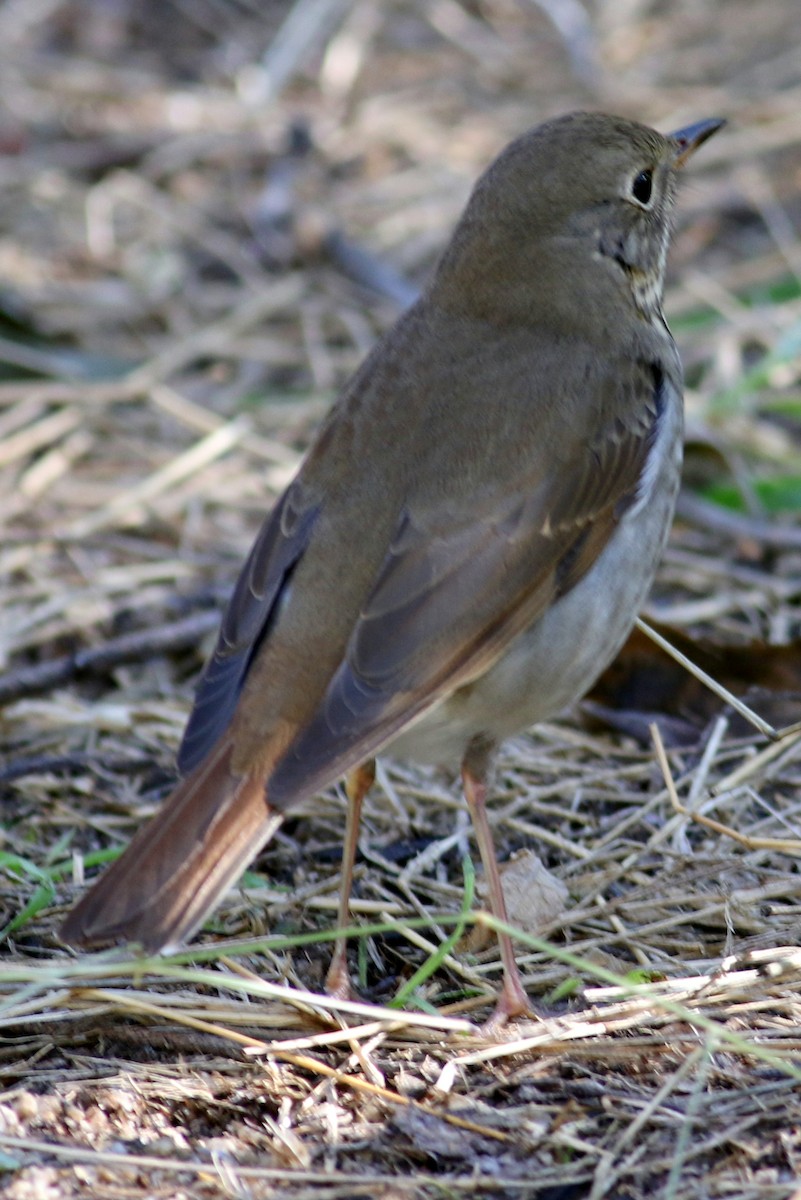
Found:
50,987 -> 510,1144
653,720 -> 801,853
636,618 -> 778,739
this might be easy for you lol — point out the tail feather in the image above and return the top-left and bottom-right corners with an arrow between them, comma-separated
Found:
60,738 -> 283,953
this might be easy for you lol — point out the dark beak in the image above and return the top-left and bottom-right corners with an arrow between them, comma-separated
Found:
669,117 -> 726,167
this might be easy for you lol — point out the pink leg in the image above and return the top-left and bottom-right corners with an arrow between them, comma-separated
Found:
462,737 -> 535,1027
325,760 -> 375,999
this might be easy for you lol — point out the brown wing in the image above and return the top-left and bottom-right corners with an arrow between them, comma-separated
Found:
178,483 -> 320,774
267,360 -> 667,805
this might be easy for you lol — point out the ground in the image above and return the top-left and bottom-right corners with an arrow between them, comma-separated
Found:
2,1 -> 801,1197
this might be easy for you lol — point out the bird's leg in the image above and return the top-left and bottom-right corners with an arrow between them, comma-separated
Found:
325,759 -> 376,999
462,735 -> 535,1026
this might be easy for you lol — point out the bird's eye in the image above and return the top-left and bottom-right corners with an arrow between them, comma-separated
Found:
631,169 -> 653,205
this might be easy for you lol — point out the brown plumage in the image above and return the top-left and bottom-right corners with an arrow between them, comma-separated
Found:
60,112 -> 724,1025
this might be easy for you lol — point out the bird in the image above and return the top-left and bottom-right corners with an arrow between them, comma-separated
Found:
61,111 -> 724,1026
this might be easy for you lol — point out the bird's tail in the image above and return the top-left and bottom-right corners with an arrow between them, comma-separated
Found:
59,737 -> 283,953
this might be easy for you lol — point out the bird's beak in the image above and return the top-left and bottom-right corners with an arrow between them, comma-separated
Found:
669,117 -> 726,168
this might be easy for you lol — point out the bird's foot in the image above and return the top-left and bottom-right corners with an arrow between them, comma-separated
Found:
324,946 -> 353,1001
479,975 -> 540,1034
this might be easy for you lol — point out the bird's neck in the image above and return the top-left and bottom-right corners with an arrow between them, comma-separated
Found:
430,231 -> 661,348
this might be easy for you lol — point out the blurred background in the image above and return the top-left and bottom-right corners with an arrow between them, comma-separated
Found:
2,0 -> 800,733
0,0 -> 798,511
1,0 -> 799,628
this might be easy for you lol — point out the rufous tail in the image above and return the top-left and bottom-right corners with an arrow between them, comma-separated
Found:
59,738 -> 283,953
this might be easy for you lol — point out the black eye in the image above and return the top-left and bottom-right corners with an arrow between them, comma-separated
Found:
632,169 -> 653,205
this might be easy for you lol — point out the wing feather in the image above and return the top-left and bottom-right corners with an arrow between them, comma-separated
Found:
178,485 -> 320,774
267,359 -> 666,804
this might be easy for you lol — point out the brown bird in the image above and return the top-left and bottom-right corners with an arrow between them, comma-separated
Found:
61,111 -> 724,1025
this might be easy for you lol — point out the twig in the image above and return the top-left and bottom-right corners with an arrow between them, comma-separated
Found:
325,229 -> 420,307
249,0 -> 353,105
0,752 -> 158,784
635,617 -> 777,739
651,722 -> 801,854
676,491 -> 801,549
0,611 -> 219,706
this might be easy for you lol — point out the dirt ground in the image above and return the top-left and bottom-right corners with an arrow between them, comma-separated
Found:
2,1 -> 801,1197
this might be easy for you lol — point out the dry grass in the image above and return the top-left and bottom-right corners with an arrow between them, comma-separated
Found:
2,1 -> 801,1196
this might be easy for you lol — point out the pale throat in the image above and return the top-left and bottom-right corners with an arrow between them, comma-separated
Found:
626,227 -> 670,320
